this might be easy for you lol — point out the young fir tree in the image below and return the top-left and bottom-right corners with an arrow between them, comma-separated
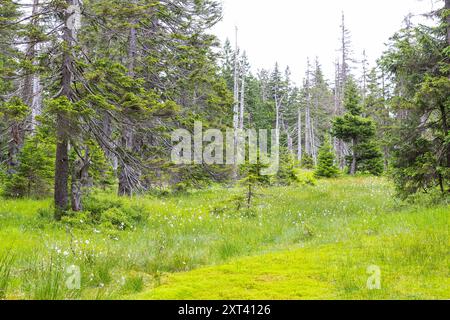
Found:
315,137 -> 339,178
276,148 -> 299,186
238,153 -> 271,210
2,129 -> 55,199
332,78 -> 383,175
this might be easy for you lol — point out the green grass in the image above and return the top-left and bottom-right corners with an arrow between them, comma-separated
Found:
132,205 -> 449,300
0,177 -> 448,299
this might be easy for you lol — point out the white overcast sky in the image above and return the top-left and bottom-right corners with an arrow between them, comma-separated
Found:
212,0 -> 439,84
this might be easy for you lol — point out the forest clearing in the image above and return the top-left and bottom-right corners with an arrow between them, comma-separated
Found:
1,0 -> 449,302
1,176 -> 448,299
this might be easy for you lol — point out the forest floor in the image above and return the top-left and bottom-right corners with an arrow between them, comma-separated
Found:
0,177 -> 448,300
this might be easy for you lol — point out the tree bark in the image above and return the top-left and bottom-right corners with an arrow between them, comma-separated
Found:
71,148 -> 90,211
54,0 -> 77,218
297,108 -> 302,162
305,105 -> 312,156
24,0 -> 41,132
54,114 -> 70,217
239,67 -> 245,130
275,95 -> 281,143
232,26 -> 239,181
71,159 -> 83,212
7,121 -> 23,175
311,118 -> 317,163
350,138 -> 357,175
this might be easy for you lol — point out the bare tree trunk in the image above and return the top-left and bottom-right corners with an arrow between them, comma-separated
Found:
54,112 -> 70,218
24,0 -> 42,131
71,161 -> 83,212
305,104 -> 311,156
281,119 -> 293,155
71,147 -> 90,211
275,96 -> 281,143
239,67 -> 245,130
350,138 -> 357,175
297,108 -> 302,162
304,59 -> 312,157
232,26 -> 239,180
287,133 -> 293,155
6,1 -> 41,175
361,49 -> 368,104
55,0 -> 77,218
337,13 -> 350,169
7,121 -> 23,175
311,118 -> 317,164
333,61 -> 342,165
340,12 -> 349,90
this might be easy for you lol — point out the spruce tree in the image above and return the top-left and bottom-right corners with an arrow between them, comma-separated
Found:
332,78 -> 383,175
380,1 -> 450,195
315,138 -> 339,178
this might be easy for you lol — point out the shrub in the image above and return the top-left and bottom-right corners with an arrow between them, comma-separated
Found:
60,196 -> 147,233
277,152 -> 300,185
295,169 -> 317,186
100,207 -> 135,231
301,154 -> 315,169
2,132 -> 55,199
315,139 -> 340,178
355,141 -> 384,176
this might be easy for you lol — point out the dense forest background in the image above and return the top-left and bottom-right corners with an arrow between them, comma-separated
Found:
0,0 -> 449,219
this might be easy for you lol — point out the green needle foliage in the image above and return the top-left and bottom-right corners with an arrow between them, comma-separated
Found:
315,138 -> 339,178
332,79 -> 383,176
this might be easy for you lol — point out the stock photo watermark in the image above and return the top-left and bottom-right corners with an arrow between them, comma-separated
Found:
66,4 -> 82,31
65,265 -> 81,290
171,122 -> 280,175
366,265 -> 382,290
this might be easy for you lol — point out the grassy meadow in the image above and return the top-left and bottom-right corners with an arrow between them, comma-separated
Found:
0,176 -> 448,300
